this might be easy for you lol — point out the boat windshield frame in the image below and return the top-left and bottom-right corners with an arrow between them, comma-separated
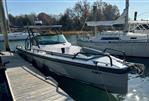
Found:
24,25 -> 64,49
35,34 -> 67,45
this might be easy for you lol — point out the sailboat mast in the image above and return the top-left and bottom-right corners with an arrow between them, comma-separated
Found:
93,4 -> 97,35
124,0 -> 129,32
0,0 -> 10,51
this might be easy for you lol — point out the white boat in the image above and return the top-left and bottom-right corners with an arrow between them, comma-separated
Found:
0,32 -> 28,41
16,25 -> 144,94
77,0 -> 149,58
78,31 -> 149,57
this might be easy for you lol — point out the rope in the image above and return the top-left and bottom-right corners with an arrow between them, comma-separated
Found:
100,75 -> 113,101
95,64 -> 113,101
125,62 -> 145,75
80,17 -> 88,32
78,17 -> 88,40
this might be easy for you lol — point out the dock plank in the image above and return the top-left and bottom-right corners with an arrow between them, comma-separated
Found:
1,52 -> 73,101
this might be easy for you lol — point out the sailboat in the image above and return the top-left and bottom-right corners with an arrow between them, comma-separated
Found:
77,0 -> 149,58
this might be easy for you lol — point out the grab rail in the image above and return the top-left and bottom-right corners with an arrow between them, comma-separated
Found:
73,52 -> 113,66
103,48 -> 126,61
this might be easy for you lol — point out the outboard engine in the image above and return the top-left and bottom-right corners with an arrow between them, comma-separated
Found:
126,62 -> 145,75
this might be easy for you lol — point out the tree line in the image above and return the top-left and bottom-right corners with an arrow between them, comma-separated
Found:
8,0 -> 120,31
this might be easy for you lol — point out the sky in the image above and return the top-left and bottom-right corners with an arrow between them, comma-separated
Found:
4,0 -> 149,20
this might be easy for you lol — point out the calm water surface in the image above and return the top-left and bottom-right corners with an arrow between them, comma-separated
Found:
0,35 -> 149,101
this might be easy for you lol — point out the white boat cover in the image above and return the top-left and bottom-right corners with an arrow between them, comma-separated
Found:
86,9 -> 127,26
86,8 -> 149,27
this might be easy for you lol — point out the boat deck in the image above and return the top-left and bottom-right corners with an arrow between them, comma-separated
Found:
1,52 -> 73,101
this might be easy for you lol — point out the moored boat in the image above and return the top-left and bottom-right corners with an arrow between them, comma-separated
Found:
0,32 -> 28,41
16,25 -> 144,94
77,0 -> 149,58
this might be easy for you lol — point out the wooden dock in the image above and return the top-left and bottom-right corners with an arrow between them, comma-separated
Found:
1,52 -> 73,101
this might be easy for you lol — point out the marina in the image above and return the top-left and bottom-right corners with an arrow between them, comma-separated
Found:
0,0 -> 149,101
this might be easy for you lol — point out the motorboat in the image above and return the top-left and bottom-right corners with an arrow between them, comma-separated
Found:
0,32 -> 28,41
77,0 -> 149,58
16,25 -> 144,94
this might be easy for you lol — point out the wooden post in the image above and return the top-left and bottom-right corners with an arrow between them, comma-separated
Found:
124,0 -> 129,32
93,5 -> 97,35
0,0 -> 10,51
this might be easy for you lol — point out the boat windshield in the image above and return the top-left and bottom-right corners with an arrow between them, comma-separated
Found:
36,34 -> 67,45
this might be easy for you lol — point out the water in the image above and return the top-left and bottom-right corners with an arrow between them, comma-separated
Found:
1,35 -> 149,101
0,40 -> 25,51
